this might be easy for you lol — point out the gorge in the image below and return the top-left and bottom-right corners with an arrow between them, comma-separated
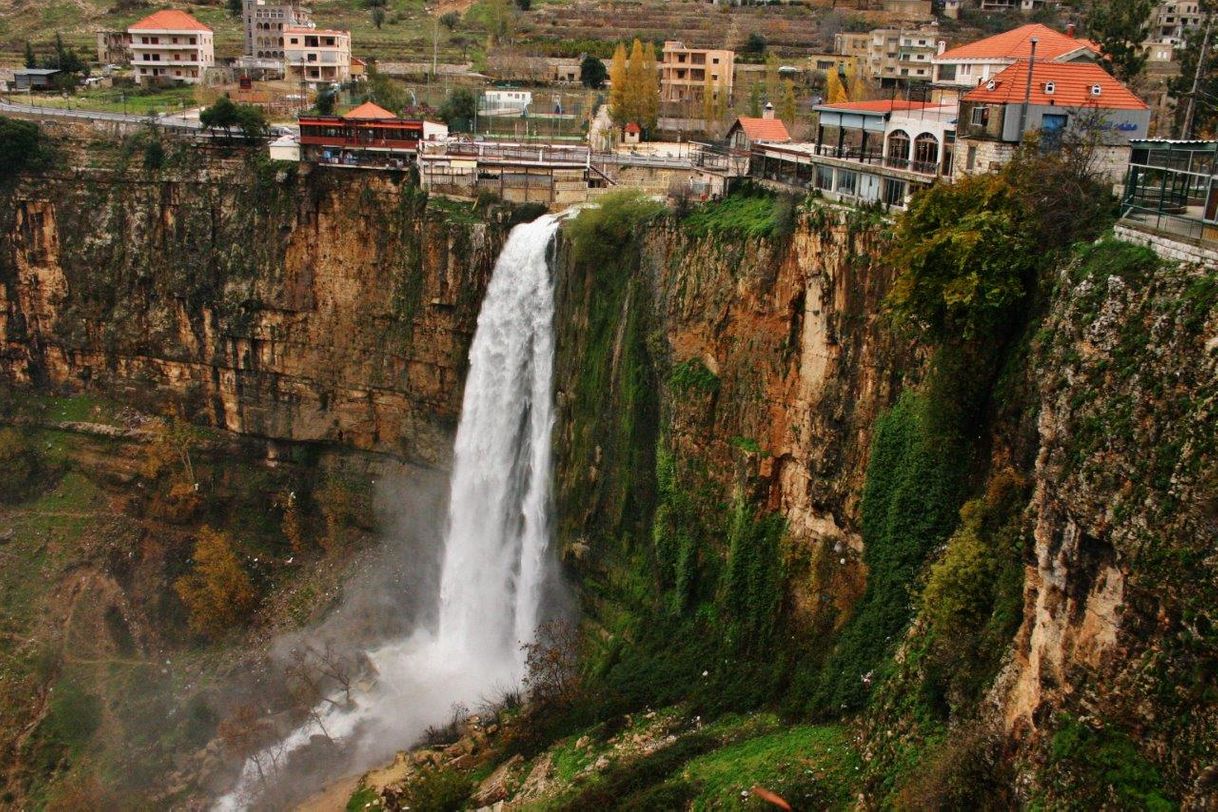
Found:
0,128 -> 1216,809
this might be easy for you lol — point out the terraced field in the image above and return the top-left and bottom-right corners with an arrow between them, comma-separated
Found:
517,0 -> 891,57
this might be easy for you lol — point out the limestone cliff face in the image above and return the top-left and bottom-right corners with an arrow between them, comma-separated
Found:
641,213 -> 911,624
1,165 -> 507,465
996,250 -> 1218,803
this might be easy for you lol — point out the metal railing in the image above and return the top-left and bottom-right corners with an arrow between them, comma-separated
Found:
1119,204 -> 1215,247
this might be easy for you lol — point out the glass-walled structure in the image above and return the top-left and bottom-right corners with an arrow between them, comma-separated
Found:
1121,139 -> 1218,245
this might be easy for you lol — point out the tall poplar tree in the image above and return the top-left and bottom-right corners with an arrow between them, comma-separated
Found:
625,38 -> 647,126
640,41 -> 659,131
779,79 -> 797,128
826,66 -> 848,104
609,42 -> 628,126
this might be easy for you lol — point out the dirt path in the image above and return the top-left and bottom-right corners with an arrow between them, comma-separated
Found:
295,773 -> 363,812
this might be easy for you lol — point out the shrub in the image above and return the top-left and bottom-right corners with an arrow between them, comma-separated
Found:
393,767 -> 472,812
0,428 -> 46,503
683,185 -> 795,240
565,190 -> 665,267
886,174 -> 1036,342
26,679 -> 102,776
1048,716 -> 1174,810
0,116 -> 56,179
174,527 -> 258,638
315,469 -> 373,554
668,358 -> 719,396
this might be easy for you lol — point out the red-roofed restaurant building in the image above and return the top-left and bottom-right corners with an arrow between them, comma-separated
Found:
746,97 -> 958,208
956,61 -> 1150,180
298,102 -> 447,165
127,10 -> 214,86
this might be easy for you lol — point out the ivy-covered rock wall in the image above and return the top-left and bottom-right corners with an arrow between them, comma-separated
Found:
551,189 -> 1218,807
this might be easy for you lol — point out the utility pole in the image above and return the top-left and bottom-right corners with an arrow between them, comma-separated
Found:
432,18 -> 439,82
1017,37 -> 1038,137
1184,12 -> 1214,140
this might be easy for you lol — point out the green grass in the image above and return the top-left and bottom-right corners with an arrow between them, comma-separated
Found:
683,187 -> 795,240
13,86 -> 200,117
682,724 -> 859,810
346,785 -> 383,811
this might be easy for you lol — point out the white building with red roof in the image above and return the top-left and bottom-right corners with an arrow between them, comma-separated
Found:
127,9 -> 214,86
956,61 -> 1150,181
725,104 -> 792,151
932,23 -> 1100,92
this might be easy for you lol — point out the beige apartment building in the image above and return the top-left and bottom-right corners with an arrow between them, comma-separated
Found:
660,41 -> 735,106
284,26 -> 352,86
127,10 -> 214,86
244,0 -> 313,60
836,27 -> 943,86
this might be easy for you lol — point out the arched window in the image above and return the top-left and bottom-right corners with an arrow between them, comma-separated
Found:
887,129 -> 910,168
913,133 -> 939,173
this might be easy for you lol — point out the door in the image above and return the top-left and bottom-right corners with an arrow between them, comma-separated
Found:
1041,114 -> 1068,151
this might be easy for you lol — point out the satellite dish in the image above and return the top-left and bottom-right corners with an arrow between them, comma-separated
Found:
986,79 -> 997,91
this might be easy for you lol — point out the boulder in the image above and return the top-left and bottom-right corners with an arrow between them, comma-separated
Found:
472,754 -> 523,806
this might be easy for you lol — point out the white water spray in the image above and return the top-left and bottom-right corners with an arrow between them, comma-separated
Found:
217,214 -> 562,809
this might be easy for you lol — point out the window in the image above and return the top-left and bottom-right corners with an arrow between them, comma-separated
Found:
836,170 -> 858,196
815,164 -> 834,190
914,134 -> 939,172
966,145 -> 977,171
970,105 -> 990,127
882,178 -> 906,206
887,130 -> 910,165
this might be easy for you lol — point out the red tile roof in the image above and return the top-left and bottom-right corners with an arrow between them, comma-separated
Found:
344,101 -> 398,120
937,23 -> 1099,63
129,9 -> 212,32
962,61 -> 1148,111
624,122 -> 641,133
732,116 -> 791,142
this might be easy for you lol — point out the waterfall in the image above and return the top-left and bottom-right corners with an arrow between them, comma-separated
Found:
216,214 -> 562,809
437,212 -> 559,673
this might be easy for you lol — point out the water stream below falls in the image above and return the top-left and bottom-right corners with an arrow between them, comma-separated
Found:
217,213 -> 562,809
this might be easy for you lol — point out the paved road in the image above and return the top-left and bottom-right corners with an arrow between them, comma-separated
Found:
0,99 -> 202,129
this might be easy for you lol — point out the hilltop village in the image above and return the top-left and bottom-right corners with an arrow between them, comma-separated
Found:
0,0 -> 1212,223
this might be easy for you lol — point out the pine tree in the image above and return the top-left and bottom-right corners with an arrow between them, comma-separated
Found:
1087,0 -> 1155,83
703,70 -> 716,126
24,41 -> 36,69
609,42 -> 628,126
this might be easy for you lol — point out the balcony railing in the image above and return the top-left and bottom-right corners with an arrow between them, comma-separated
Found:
809,143 -> 945,176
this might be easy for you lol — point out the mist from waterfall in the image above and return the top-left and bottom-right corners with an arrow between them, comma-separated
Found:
216,213 -> 563,809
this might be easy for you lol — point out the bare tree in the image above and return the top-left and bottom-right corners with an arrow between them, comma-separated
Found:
284,642 -> 357,743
